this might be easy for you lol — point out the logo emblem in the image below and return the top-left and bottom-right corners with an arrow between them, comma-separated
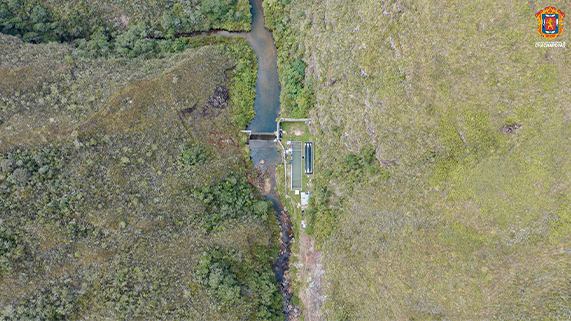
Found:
536,7 -> 565,40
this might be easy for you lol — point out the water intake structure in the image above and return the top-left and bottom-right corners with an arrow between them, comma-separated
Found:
190,0 -> 296,318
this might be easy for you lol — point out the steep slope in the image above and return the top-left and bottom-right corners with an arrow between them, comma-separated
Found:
267,0 -> 571,319
0,34 -> 283,320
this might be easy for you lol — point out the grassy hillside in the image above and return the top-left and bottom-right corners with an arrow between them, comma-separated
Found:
0,33 -> 283,320
269,0 -> 571,319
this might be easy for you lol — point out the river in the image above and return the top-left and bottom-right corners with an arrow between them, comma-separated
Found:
191,0 -> 296,318
243,1 -> 295,318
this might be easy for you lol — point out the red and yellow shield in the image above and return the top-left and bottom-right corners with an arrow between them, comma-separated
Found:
536,7 -> 565,40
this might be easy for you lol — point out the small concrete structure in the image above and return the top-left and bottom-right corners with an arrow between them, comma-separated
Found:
301,192 -> 310,206
240,130 -> 278,142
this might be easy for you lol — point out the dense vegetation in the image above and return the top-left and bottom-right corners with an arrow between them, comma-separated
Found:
262,0 -> 314,118
266,0 -> 571,319
0,0 -> 252,38
193,175 -> 273,230
195,249 -> 282,320
0,0 -> 251,57
0,24 -> 281,319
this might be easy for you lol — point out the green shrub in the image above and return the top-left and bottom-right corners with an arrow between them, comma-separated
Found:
344,147 -> 379,174
0,223 -> 25,276
366,165 -> 378,175
195,251 -> 242,306
195,249 -> 282,319
179,144 -> 208,167
290,295 -> 300,306
262,0 -> 314,118
344,154 -> 361,171
305,225 -> 314,235
2,276 -> 83,321
192,174 -> 274,230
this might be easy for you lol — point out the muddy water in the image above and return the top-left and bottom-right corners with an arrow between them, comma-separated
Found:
251,142 -> 296,319
188,0 -> 281,133
190,0 -> 294,318
244,0 -> 282,133
240,1 -> 294,316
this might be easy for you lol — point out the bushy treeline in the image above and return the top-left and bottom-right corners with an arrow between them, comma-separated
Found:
223,37 -> 258,128
262,0 -> 314,118
160,0 -> 251,35
0,0 -> 104,43
0,0 -> 251,58
0,138 -> 280,319
303,184 -> 334,241
196,248 -> 282,319
1,275 -> 84,320
192,174 -> 273,231
0,222 -> 25,277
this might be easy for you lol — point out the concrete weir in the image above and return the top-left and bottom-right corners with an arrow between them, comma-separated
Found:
240,130 -> 278,142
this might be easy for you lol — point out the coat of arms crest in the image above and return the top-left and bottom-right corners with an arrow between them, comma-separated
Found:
536,7 -> 565,40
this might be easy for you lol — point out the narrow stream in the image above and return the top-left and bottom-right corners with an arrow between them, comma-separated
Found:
241,1 -> 295,318
189,1 -> 295,319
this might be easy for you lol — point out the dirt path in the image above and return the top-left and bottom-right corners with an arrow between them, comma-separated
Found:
250,145 -> 325,320
291,206 -> 325,320
276,147 -> 325,320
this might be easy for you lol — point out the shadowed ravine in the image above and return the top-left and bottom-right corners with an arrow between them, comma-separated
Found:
189,0 -> 295,318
